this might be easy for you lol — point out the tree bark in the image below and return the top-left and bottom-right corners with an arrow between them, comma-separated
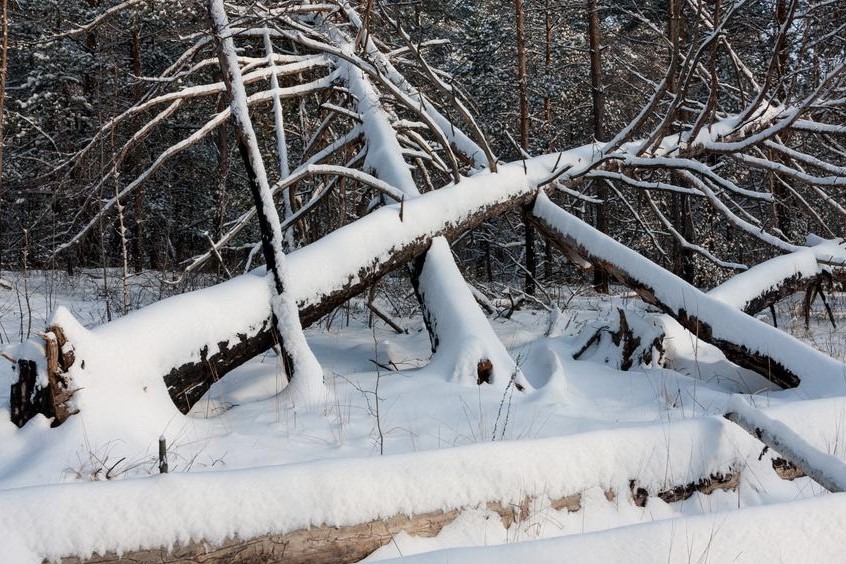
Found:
514,0 -> 536,295
588,0 -> 609,293
130,27 -> 145,274
0,0 -> 9,275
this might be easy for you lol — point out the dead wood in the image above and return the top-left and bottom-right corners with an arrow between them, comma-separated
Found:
630,471 -> 740,507
527,210 -> 802,389
56,473 -> 753,564
12,186 -> 538,425
10,326 -> 76,428
572,309 -> 664,371
10,359 -> 44,427
772,457 -> 805,480
60,495 -> 581,564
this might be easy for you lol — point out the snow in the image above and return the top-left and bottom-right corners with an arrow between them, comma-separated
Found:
1,271 -> 843,562
380,493 -> 846,563
3,4 -> 846,562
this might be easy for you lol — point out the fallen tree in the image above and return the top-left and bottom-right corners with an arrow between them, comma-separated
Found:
11,164 -> 539,425
528,192 -> 846,394
9,0 -> 846,426
12,175 -> 845,426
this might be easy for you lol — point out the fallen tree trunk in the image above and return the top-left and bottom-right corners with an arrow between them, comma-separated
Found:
12,166 -> 539,425
528,192 -> 846,394
708,245 -> 844,316
11,171 -> 845,425
725,396 -> 846,493
61,493 -> 581,564
4,418 -> 758,563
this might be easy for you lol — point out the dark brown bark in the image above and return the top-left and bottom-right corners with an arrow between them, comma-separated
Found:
588,0 -> 609,293
670,190 -> 696,283
514,0 -> 529,151
588,0 -> 605,143
0,0 -> 8,272
666,0 -> 695,283
632,471 -> 739,507
514,0 -> 536,296
524,205 -> 537,296
10,326 -> 76,428
543,0 -> 553,143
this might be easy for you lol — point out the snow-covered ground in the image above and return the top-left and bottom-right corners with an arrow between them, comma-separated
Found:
1,270 -> 845,562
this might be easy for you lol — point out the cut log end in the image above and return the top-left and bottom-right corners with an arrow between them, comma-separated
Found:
477,358 -> 493,385
10,325 -> 77,428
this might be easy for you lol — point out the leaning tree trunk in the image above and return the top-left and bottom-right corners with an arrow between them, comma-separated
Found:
528,192 -> 846,393
207,0 -> 324,403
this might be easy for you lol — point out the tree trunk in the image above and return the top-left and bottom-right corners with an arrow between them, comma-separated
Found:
527,193 -> 845,391
666,0 -> 695,283
0,0 -> 9,275
207,0 -> 323,403
130,28 -> 145,274
588,0 -> 609,293
514,0 -> 536,295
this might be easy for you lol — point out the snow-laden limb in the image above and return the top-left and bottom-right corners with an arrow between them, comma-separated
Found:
530,192 -> 846,396
707,246 -> 828,315
333,1 -> 490,171
726,395 -> 846,492
415,239 -> 529,388
208,0 -> 324,406
262,28 -> 295,251
337,27 -> 523,389
0,417 -> 762,563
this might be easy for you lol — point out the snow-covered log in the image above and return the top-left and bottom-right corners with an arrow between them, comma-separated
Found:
725,396 -> 846,493
2,417 -> 764,562
11,165 -> 540,424
709,240 -> 846,316
528,193 -> 846,394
